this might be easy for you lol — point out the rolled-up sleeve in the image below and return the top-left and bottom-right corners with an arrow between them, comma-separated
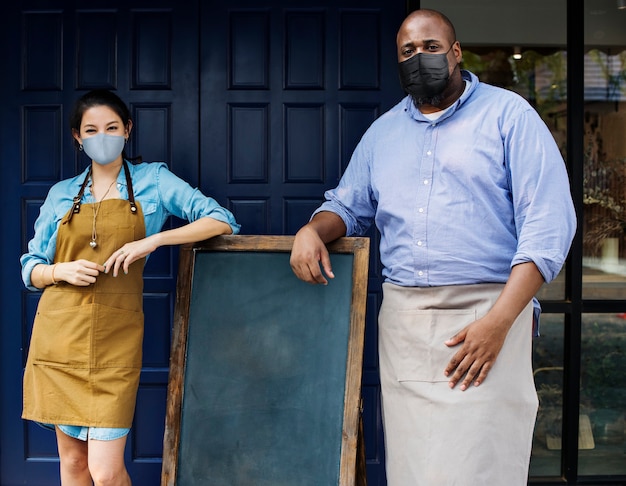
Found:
507,108 -> 576,282
313,138 -> 376,237
20,187 -> 66,291
155,163 -> 241,234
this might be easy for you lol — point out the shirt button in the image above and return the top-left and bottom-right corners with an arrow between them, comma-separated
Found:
426,151 -> 432,155
418,271 -> 424,276
423,179 -> 429,185
419,208 -> 424,213
417,241 -> 423,246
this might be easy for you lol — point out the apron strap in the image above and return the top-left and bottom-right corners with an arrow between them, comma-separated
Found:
63,167 -> 92,224
63,161 -> 137,224
123,160 -> 138,214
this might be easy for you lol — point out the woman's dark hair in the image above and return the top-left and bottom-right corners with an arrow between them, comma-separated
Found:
69,89 -> 141,163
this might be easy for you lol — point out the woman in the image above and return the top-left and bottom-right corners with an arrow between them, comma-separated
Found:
20,89 -> 240,485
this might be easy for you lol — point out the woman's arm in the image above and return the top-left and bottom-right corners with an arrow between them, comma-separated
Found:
104,216 -> 233,277
29,263 -> 58,289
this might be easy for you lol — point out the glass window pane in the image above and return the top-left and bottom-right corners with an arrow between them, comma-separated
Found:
530,314 -> 564,477
536,268 -> 566,302
579,313 -> 626,476
582,2 -> 626,299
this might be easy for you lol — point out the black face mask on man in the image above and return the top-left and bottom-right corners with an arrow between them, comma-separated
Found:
398,45 -> 454,106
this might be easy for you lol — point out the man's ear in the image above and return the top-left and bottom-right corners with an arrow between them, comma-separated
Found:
453,41 -> 463,63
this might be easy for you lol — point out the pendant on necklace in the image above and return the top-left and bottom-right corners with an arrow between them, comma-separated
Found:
90,240 -> 97,249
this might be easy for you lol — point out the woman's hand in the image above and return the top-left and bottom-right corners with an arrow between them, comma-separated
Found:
54,260 -> 106,286
103,218 -> 233,277
103,237 -> 157,277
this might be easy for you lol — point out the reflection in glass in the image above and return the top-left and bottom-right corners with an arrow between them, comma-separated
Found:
530,314 -> 564,477
579,313 -> 626,476
582,49 -> 626,299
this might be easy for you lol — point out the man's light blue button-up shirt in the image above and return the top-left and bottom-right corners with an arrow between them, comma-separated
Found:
316,70 -> 576,288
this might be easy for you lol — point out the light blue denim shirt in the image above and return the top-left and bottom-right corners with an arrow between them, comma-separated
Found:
21,161 -> 240,291
316,70 -> 576,288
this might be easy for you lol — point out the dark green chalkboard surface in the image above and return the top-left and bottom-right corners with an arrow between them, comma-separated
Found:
162,235 -> 369,486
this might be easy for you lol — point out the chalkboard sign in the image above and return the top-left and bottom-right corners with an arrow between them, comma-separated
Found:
162,235 -> 370,486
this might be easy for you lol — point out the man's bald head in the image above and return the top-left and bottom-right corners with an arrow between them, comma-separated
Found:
398,9 -> 457,47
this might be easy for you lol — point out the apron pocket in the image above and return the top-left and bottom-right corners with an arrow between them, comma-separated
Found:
31,305 -> 93,366
111,224 -> 137,250
381,308 -> 476,382
92,303 -> 144,368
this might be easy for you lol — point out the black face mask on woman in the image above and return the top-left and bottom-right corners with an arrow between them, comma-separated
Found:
398,45 -> 454,105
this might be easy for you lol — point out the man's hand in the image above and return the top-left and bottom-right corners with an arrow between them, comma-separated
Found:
444,262 -> 545,390
444,317 -> 510,391
443,315 -> 509,391
290,225 -> 334,285
290,211 -> 347,285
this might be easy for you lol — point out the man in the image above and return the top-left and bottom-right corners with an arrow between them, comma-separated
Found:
289,8 -> 576,486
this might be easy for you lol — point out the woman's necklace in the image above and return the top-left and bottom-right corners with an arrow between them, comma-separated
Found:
90,178 -> 117,249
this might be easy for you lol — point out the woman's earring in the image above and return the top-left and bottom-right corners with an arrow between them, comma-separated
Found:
79,144 -> 83,151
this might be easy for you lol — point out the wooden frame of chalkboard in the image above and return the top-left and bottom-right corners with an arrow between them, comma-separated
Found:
161,235 -> 370,486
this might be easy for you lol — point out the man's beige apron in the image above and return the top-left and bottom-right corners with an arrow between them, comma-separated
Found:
23,194 -> 146,428
378,282 -> 538,486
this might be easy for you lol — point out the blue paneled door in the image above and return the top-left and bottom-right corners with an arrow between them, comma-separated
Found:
0,1 -> 404,484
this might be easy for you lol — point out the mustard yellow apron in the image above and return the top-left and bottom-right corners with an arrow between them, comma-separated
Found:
23,165 -> 146,428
